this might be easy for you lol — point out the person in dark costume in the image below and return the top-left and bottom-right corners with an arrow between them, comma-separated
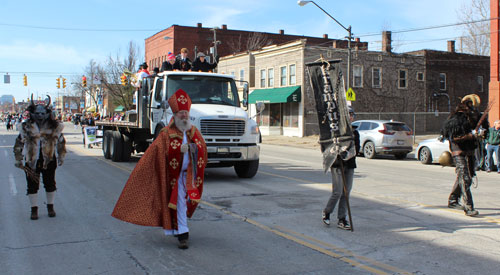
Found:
13,95 -> 66,220
440,94 -> 488,216
191,52 -> 219,72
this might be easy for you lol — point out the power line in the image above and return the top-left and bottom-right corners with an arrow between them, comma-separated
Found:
0,22 -> 160,32
356,17 -> 496,38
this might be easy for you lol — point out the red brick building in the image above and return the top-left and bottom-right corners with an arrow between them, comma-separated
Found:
145,23 -> 368,71
490,0 -> 500,122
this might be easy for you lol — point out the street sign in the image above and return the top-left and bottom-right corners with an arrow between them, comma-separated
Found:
346,88 -> 356,101
93,75 -> 101,85
4,74 -> 10,84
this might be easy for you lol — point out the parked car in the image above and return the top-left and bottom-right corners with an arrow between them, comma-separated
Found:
417,137 -> 497,169
351,120 -> 413,159
416,137 -> 450,164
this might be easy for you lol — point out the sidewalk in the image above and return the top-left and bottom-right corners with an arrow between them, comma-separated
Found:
261,134 -> 438,150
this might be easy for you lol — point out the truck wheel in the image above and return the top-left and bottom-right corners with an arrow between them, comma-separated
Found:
110,131 -> 123,162
121,134 -> 132,162
102,131 -> 111,159
234,159 -> 259,178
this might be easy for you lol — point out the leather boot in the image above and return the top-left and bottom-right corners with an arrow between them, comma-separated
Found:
31,207 -> 38,220
47,204 -> 56,217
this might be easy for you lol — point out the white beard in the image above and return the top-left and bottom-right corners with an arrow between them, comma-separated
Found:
174,116 -> 192,132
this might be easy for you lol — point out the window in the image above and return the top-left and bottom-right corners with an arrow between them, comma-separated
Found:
289,64 -> 296,85
269,103 -> 281,127
439,73 -> 446,90
372,67 -> 381,88
257,104 -> 270,127
240,69 -> 245,82
398,69 -> 408,89
268,68 -> 274,87
353,65 -> 363,87
416,72 -> 424,81
280,66 -> 287,86
477,76 -> 484,93
260,69 -> 266,88
282,102 -> 299,127
230,71 -> 235,76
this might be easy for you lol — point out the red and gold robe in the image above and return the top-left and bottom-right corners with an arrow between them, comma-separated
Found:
111,122 -> 207,230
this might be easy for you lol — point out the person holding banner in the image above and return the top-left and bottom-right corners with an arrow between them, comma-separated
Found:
322,107 -> 360,230
112,89 -> 207,249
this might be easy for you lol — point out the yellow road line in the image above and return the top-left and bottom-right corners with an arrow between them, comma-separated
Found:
201,201 -> 401,275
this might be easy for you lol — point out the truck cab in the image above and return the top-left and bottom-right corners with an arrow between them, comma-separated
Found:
148,71 -> 260,178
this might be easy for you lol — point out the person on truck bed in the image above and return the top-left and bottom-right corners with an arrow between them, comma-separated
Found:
112,89 -> 208,250
173,48 -> 192,71
191,52 -> 219,72
160,52 -> 176,72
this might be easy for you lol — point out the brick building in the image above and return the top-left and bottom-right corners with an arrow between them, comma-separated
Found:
144,23 -> 367,71
219,32 -> 490,137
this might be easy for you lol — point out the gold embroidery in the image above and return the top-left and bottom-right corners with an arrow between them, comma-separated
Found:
170,158 -> 179,169
168,203 -> 177,210
178,95 -> 188,104
170,139 -> 181,150
195,176 -> 202,187
197,157 -> 205,168
170,178 -> 177,186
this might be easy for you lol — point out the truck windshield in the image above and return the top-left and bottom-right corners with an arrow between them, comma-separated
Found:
166,75 -> 239,107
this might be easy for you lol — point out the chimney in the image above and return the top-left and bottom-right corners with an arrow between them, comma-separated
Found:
355,38 -> 360,42
323,34 -> 328,39
197,23 -> 202,28
279,29 -> 284,35
382,31 -> 392,53
447,40 -> 456,53
221,24 -> 227,30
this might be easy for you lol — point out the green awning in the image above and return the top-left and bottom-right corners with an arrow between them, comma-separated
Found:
249,86 -> 301,104
114,105 -> 124,111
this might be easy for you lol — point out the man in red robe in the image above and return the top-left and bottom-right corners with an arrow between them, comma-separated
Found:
112,89 -> 207,249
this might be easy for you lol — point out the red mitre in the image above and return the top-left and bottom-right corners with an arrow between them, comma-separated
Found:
168,89 -> 191,113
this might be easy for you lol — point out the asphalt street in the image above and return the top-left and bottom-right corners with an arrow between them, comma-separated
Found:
0,122 -> 499,275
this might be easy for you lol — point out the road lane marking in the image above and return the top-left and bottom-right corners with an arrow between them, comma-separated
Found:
0,145 -> 12,148
201,200 -> 405,275
9,174 -> 18,195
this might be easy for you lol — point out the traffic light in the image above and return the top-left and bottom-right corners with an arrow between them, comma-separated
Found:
82,76 -> 87,87
120,73 -> 127,86
23,74 -> 27,86
62,78 -> 67,88
56,78 -> 61,89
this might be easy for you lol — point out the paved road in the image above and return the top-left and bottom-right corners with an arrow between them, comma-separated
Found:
1,122 -> 499,274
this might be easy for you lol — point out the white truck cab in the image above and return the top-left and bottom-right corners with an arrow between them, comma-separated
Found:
148,71 -> 261,178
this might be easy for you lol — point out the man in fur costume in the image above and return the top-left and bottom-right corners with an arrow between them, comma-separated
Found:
13,95 -> 66,220
112,89 -> 207,249
440,94 -> 488,216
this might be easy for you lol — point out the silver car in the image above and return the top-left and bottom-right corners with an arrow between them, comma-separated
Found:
416,138 -> 450,164
351,120 -> 413,159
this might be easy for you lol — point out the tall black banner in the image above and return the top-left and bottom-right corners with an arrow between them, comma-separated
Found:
306,59 -> 356,172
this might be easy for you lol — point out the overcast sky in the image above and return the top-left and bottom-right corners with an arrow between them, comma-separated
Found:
0,0 -> 475,102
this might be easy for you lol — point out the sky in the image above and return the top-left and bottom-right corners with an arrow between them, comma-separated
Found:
0,0 -> 474,103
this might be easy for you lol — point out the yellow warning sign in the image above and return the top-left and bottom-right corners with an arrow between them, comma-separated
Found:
346,88 -> 356,101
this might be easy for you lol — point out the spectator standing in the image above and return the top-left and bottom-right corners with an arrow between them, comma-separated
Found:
485,120 -> 500,173
161,52 -> 176,72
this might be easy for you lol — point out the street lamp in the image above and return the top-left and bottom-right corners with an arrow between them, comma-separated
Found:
298,0 -> 353,90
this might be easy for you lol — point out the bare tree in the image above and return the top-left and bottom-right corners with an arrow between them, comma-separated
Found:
456,0 -> 490,55
227,32 -> 272,54
98,41 -> 141,112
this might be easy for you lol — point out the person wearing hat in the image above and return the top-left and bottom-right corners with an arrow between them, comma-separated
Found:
173,48 -> 192,71
192,52 -> 219,72
112,89 -> 207,249
161,52 -> 176,72
440,94 -> 489,216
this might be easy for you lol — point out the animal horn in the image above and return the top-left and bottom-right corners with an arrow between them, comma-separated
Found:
46,95 -> 51,107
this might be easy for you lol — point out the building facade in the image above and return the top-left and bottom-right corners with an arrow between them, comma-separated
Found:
219,34 -> 490,137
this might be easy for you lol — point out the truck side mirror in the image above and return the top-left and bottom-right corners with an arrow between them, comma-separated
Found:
242,83 -> 249,108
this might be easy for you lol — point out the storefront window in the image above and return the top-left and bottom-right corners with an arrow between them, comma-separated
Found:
282,102 -> 299,128
257,104 -> 269,126
269,103 -> 281,127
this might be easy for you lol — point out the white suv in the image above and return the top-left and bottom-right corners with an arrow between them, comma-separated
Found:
351,120 -> 413,159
